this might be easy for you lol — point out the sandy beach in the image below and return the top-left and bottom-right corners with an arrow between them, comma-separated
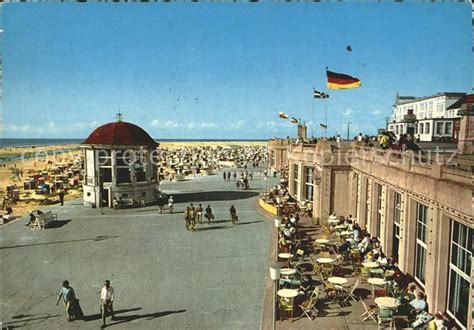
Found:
0,141 -> 267,218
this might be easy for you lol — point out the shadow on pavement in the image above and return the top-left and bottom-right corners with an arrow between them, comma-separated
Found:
47,220 -> 71,229
104,309 -> 186,326
3,313 -> 62,327
236,220 -> 263,226
0,235 -> 121,250
83,308 -> 142,322
194,225 -> 229,232
173,191 -> 259,203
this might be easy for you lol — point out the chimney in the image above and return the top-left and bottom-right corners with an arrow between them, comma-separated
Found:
457,95 -> 474,155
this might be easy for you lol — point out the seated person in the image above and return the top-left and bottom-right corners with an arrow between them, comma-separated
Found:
410,292 -> 428,315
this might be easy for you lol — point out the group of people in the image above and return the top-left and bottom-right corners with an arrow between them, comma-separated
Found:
56,279 -> 115,328
183,203 -> 238,231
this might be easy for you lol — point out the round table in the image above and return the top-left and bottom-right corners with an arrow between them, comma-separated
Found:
362,261 -> 380,268
340,231 -> 353,236
368,278 -> 386,298
328,277 -> 348,285
277,289 -> 299,298
316,257 -> 335,264
368,278 -> 387,286
374,297 -> 400,309
334,225 -> 347,230
280,268 -> 297,276
315,238 -> 330,244
278,253 -> 294,259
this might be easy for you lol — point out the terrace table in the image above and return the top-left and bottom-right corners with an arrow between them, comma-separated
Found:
315,238 -> 330,244
368,278 -> 387,298
334,225 -> 347,230
340,231 -> 353,236
374,297 -> 400,309
277,288 -> 299,298
328,277 -> 348,285
316,257 -> 335,264
278,253 -> 294,259
362,261 -> 380,269
280,268 -> 297,277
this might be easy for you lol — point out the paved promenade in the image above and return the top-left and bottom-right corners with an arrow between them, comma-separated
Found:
1,168 -> 278,329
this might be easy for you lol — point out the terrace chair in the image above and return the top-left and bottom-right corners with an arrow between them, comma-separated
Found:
298,296 -> 318,321
323,280 -> 338,302
279,297 -> 294,322
359,266 -> 371,283
319,251 -> 331,259
311,256 -> 322,275
360,300 -> 378,322
343,279 -> 360,302
321,264 -> 333,279
378,307 -> 394,329
290,249 -> 306,273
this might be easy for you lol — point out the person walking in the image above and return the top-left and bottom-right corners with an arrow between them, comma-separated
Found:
223,172 -> 227,181
205,204 -> 214,224
59,190 -> 65,206
100,280 -> 115,328
227,171 -> 231,182
232,172 -> 237,181
56,280 -> 76,322
196,204 -> 203,223
230,205 -> 238,225
184,207 -> 191,230
168,195 -> 174,214
236,180 -> 240,190
189,203 -> 196,231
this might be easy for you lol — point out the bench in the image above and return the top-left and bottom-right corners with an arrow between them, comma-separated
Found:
30,211 -> 57,230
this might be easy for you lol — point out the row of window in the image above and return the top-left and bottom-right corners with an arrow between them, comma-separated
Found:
291,164 -> 314,202
367,184 -> 470,328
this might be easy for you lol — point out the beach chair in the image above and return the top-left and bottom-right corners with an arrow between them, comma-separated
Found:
37,211 -> 57,229
361,300 -> 378,322
378,307 -> 394,329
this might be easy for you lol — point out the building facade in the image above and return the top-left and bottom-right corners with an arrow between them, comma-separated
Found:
387,92 -> 466,142
268,138 -> 291,172
82,121 -> 159,208
283,140 -> 472,329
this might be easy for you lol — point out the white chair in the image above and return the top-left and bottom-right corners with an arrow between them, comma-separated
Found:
361,300 -> 377,322
343,279 -> 360,302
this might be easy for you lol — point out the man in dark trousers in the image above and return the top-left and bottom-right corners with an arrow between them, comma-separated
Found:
59,190 -> 65,206
100,280 -> 115,328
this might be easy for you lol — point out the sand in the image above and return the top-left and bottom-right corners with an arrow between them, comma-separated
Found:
0,141 -> 267,218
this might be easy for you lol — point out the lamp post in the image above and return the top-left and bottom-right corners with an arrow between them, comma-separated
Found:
269,262 -> 281,330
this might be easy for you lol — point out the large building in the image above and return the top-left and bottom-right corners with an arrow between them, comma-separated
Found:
387,92 -> 466,142
268,97 -> 474,329
81,120 -> 160,208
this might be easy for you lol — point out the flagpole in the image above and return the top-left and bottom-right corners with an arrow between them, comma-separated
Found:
312,95 -> 315,138
324,101 -> 328,139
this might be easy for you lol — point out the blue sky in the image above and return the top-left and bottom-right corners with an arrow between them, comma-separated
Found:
2,3 -> 472,139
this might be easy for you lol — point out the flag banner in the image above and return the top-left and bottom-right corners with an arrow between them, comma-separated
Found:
278,111 -> 289,119
314,90 -> 329,99
291,117 -> 299,124
320,123 -> 327,129
326,70 -> 361,90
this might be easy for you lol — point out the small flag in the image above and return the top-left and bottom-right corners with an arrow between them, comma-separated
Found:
320,123 -> 327,129
291,117 -> 298,124
314,90 -> 329,99
326,70 -> 361,90
278,111 -> 289,119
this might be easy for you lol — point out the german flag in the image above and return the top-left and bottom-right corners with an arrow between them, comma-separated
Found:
327,70 -> 361,90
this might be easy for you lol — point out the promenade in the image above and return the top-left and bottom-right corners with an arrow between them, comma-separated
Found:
1,168 -> 278,329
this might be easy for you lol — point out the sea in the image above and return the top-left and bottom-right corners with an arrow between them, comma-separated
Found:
0,138 -> 267,148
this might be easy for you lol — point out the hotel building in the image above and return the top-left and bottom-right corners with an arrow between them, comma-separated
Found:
387,92 -> 466,142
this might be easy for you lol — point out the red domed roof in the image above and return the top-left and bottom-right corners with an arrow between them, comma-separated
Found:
83,121 -> 157,146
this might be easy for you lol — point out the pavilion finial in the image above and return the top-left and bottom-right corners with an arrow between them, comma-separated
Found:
116,111 -> 123,122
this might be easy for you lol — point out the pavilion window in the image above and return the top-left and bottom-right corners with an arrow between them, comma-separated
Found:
415,202 -> 428,285
447,220 -> 472,328
375,183 -> 382,238
99,167 -> 112,183
116,168 -> 131,184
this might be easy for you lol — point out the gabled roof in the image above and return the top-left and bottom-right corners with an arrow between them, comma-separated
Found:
447,94 -> 474,110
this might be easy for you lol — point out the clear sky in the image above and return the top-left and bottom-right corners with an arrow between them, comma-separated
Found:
2,3 -> 472,140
